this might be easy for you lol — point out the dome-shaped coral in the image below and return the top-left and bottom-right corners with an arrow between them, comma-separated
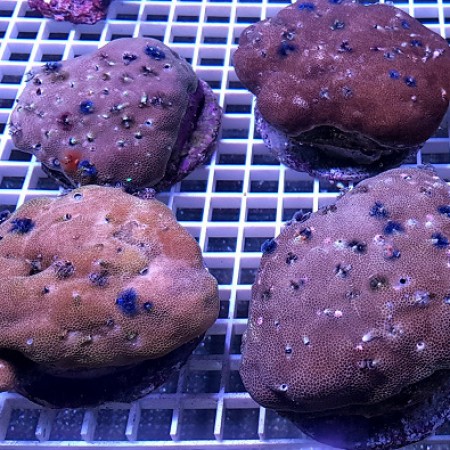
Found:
241,167 -> 450,449
234,0 -> 450,181
10,38 -> 221,192
0,185 -> 219,407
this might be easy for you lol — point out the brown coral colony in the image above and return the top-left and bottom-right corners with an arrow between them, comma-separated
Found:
233,0 -> 450,180
10,38 -> 221,193
241,167 -> 450,449
0,186 -> 219,407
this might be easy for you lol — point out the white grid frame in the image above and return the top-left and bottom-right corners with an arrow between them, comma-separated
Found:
0,0 -> 449,447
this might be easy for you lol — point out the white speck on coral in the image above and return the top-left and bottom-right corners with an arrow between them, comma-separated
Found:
373,234 -> 385,245
293,96 -> 308,108
425,214 -> 434,222
406,219 -> 419,227
416,341 -> 426,351
446,251 -> 450,268
334,239 -> 346,250
270,92 -> 283,105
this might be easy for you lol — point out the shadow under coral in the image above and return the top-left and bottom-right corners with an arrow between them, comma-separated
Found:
1,335 -> 203,408
278,369 -> 450,450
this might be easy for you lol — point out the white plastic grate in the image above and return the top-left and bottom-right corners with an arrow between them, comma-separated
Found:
0,0 -> 450,448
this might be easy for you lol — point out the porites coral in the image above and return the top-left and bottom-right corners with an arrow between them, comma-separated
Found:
0,185 -> 219,406
27,0 -> 110,24
241,166 -> 450,449
233,0 -> 450,181
10,38 -> 221,192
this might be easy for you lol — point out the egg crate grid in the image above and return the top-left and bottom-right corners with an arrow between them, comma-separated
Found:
0,0 -> 449,447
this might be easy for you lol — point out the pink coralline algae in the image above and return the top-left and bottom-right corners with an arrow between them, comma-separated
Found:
27,0 -> 111,25
233,0 -> 450,181
10,38 -> 222,193
241,166 -> 450,449
0,185 -> 219,407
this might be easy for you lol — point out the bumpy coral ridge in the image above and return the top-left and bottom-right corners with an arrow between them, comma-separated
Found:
0,185 -> 218,379
241,167 -> 450,449
10,38 -> 221,192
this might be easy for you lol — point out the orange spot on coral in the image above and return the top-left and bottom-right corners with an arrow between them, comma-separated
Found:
61,151 -> 82,173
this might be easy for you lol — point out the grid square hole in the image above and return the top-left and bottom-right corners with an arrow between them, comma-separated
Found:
94,409 -> 128,441
247,208 -> 276,222
0,176 -> 24,189
211,208 -> 240,221
137,409 -> 172,441
6,409 -> 40,440
179,409 -> 216,440
215,179 -> 243,192
49,409 -> 85,441
223,409 -> 259,439
227,371 -> 246,392
206,237 -> 237,252
193,334 -> 226,355
183,370 -> 221,394
176,207 -> 204,221
218,153 -> 246,164
209,267 -> 234,285
244,236 -> 270,252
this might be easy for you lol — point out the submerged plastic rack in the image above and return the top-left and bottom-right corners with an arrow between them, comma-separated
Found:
0,0 -> 450,447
